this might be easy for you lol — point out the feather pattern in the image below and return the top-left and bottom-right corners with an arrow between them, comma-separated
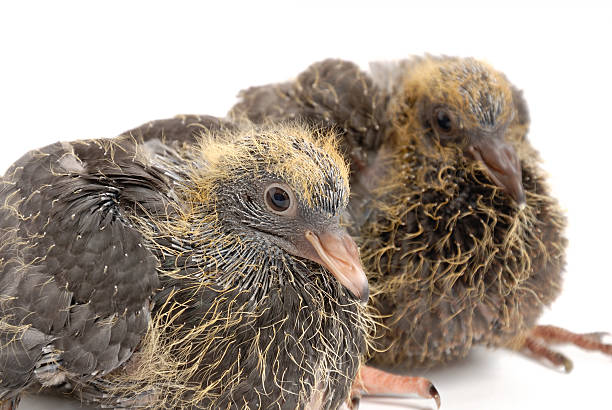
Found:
0,119 -> 371,409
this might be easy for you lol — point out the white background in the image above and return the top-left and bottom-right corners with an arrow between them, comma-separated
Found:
1,2 -> 610,409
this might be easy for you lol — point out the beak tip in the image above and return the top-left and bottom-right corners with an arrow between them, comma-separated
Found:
512,187 -> 527,210
358,284 -> 370,305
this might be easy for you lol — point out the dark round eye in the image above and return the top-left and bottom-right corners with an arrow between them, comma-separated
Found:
264,184 -> 293,214
434,109 -> 453,133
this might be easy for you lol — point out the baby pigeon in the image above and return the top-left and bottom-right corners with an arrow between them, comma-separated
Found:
124,115 -> 442,408
230,56 -> 612,371
0,118 -> 371,409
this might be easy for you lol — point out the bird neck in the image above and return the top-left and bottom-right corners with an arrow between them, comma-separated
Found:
131,215 -> 368,409
198,228 -> 314,298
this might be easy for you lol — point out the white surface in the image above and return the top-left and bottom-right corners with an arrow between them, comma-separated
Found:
1,2 -> 611,409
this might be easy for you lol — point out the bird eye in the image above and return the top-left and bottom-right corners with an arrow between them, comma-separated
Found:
264,183 -> 296,215
434,108 -> 454,133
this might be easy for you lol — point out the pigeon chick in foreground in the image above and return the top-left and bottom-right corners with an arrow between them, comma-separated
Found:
123,115 -> 441,408
0,119 -> 372,409
230,56 -> 612,371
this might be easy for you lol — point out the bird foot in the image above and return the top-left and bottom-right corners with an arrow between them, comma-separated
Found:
351,365 -> 440,408
522,325 -> 612,372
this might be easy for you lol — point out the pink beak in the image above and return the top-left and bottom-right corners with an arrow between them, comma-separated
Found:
305,230 -> 369,304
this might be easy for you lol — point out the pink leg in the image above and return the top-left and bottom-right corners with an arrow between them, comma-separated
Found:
531,325 -> 612,354
352,365 -> 440,408
523,325 -> 612,372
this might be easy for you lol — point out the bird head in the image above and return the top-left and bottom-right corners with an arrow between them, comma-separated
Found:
392,57 -> 527,206
189,124 -> 369,303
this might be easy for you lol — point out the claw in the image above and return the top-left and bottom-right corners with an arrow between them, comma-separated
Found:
341,394 -> 361,410
580,331 -> 612,344
353,365 -> 441,408
429,384 -> 441,409
524,333 -> 574,373
562,357 -> 574,374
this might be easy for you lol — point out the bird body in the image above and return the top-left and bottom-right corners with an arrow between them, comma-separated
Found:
229,56 -> 604,371
359,111 -> 565,366
358,57 -> 567,366
0,117 -> 370,409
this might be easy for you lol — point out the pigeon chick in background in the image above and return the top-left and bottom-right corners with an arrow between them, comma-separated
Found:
0,119 -> 372,409
230,56 -> 612,372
